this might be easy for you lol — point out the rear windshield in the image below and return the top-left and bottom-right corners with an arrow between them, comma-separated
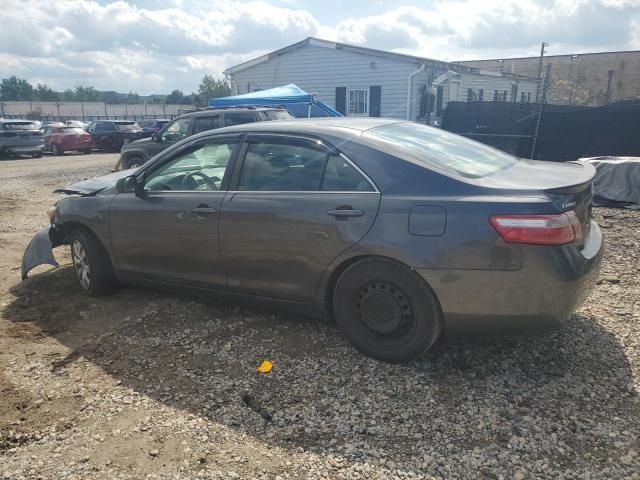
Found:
3,122 -> 37,131
60,127 -> 86,134
364,122 -> 518,178
114,121 -> 140,131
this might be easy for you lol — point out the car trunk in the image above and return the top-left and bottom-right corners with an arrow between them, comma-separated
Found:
482,159 -> 596,248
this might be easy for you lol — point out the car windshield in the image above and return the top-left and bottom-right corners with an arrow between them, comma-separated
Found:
138,120 -> 154,128
4,122 -> 37,130
114,121 -> 140,131
364,122 -> 518,178
60,127 -> 86,134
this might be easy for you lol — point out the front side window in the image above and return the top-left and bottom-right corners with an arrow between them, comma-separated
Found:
161,118 -> 191,142
364,122 -> 518,178
348,89 -> 369,116
223,112 -> 256,127
145,141 -> 237,192
192,116 -> 221,134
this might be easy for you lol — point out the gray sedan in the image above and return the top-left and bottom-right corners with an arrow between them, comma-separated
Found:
22,118 -> 603,362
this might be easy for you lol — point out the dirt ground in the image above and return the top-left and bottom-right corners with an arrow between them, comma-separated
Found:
0,154 -> 639,479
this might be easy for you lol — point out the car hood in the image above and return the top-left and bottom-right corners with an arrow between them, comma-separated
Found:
125,137 -> 154,148
54,169 -> 132,195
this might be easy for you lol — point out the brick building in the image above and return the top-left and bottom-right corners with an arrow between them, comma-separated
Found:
457,50 -> 640,105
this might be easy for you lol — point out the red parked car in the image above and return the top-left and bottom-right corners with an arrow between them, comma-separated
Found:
43,126 -> 93,155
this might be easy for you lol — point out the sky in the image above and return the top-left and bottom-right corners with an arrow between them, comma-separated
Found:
1,0 -> 639,95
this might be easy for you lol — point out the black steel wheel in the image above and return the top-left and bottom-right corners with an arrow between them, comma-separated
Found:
333,257 -> 442,363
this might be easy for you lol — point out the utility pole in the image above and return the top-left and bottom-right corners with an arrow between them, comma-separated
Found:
535,42 -> 548,103
530,63 -> 552,160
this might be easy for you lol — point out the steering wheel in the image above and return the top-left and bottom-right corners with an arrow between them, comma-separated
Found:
181,171 -> 220,190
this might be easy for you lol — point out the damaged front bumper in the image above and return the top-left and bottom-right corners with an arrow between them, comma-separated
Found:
21,226 -> 65,280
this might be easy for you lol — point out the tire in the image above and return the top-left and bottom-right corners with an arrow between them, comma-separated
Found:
124,155 -> 144,169
68,229 -> 117,296
333,257 -> 442,363
83,149 -> 92,154
32,151 -> 43,158
51,143 -> 62,155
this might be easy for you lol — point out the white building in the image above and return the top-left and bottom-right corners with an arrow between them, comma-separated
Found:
225,38 -> 538,121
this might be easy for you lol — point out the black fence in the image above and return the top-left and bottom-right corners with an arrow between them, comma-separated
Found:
442,101 -> 640,161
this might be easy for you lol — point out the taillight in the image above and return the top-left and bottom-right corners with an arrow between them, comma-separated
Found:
490,211 -> 583,245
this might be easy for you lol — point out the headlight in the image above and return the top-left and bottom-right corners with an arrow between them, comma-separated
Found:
47,206 -> 58,223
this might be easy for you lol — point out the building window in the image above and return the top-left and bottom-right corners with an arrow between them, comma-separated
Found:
520,92 -> 531,103
493,90 -> 508,102
467,88 -> 474,102
478,89 -> 484,101
348,89 -> 369,116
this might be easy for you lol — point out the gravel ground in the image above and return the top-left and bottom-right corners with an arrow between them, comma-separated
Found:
0,154 -> 639,479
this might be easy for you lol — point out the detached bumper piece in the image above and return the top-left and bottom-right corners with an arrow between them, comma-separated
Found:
21,226 -> 63,280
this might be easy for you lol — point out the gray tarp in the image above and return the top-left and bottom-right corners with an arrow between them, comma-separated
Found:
581,157 -> 640,206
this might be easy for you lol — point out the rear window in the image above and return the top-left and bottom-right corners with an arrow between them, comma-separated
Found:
364,122 -> 518,178
263,110 -> 293,121
114,121 -> 140,131
3,121 -> 37,131
60,127 -> 86,134
138,120 -> 154,128
224,112 -> 256,127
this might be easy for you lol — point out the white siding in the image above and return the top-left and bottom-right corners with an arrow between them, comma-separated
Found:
229,44 -> 444,120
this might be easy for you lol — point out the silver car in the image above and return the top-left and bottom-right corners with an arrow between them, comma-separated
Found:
0,119 -> 44,157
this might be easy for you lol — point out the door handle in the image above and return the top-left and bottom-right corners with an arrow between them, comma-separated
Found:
191,206 -> 217,215
327,209 -> 364,218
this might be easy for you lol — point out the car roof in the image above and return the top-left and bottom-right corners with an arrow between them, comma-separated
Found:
180,106 -> 289,118
200,117 -> 407,136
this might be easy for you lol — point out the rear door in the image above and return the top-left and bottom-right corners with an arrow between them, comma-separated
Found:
191,115 -> 222,135
219,134 -> 380,300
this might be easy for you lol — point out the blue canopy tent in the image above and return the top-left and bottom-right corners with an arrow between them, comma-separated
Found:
208,84 -> 342,117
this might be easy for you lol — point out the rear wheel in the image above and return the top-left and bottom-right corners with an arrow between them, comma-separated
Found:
32,151 -> 43,158
83,149 -> 92,154
69,229 -> 117,296
99,137 -> 112,151
333,257 -> 442,363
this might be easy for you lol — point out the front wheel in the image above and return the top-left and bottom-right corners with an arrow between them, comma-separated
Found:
124,155 -> 144,169
69,229 -> 117,296
333,257 -> 442,363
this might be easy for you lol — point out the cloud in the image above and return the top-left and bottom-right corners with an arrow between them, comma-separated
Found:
0,0 -> 639,94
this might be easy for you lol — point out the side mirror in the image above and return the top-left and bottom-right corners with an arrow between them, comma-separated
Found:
116,175 -> 145,196
152,133 -> 160,142
116,175 -> 136,194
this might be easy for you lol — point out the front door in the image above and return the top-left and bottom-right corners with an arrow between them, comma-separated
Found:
109,136 -> 240,287
219,134 -> 380,301
148,117 -> 193,158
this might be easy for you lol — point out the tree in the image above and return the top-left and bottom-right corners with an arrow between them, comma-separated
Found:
35,84 -> 59,101
74,85 -> 100,102
125,91 -> 141,104
61,88 -> 75,101
165,89 -> 184,104
197,75 -> 230,106
0,76 -> 34,101
548,75 -> 591,106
